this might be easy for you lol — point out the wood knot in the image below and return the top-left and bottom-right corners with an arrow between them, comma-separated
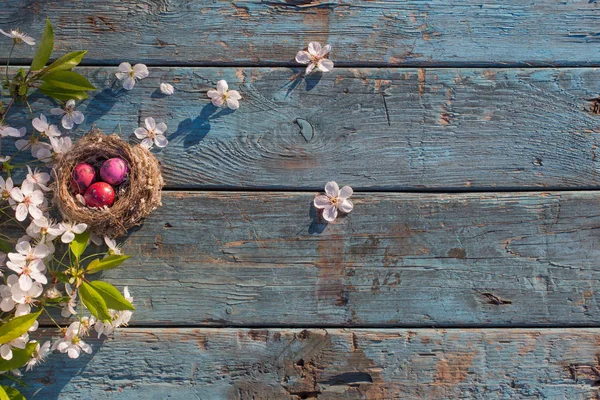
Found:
295,118 -> 314,142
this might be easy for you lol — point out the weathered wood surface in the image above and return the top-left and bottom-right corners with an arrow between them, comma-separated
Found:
20,328 -> 600,399
2,1 -> 600,66
6,67 -> 600,190
16,190 -> 591,327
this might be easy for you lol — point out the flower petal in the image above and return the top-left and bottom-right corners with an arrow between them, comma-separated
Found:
217,80 -> 228,94
18,274 -> 32,292
207,89 -> 220,99
211,96 -> 224,107
339,186 -> 353,200
295,51 -> 311,64
49,108 -> 65,116
134,127 -> 148,139
154,135 -> 168,148
141,138 -> 154,149
160,83 -> 174,95
145,117 -> 156,131
32,116 -> 47,133
318,59 -> 334,72
117,62 -> 132,73
15,204 -> 28,221
319,44 -> 331,57
62,115 -> 74,130
305,62 -> 316,75
155,122 -> 167,134
324,181 -> 340,198
308,42 -> 321,56
314,195 -> 331,209
226,98 -> 239,110
72,111 -> 85,125
228,90 -> 242,100
338,199 -> 354,213
133,63 -> 149,79
61,231 -> 75,244
322,205 -> 338,222
122,76 -> 136,90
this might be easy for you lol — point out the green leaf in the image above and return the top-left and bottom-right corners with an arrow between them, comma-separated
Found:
89,281 -> 134,311
0,239 -> 12,254
41,71 -> 95,91
43,50 -> 87,74
0,342 -> 37,372
1,387 -> 25,400
69,231 -> 90,259
30,18 -> 54,71
0,386 -> 8,400
38,86 -> 88,101
0,311 -> 42,345
86,255 -> 131,275
79,282 -> 111,322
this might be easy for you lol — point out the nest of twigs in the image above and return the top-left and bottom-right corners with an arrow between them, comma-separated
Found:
53,128 -> 164,238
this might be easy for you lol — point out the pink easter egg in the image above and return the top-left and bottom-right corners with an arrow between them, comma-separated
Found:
100,157 -> 129,186
71,163 -> 97,194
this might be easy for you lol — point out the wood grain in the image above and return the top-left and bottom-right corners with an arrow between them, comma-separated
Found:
20,328 -> 600,399
11,190 -> 593,327
5,67 -> 600,190
2,1 -> 600,66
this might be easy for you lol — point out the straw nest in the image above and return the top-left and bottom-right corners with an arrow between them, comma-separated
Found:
53,128 -> 164,238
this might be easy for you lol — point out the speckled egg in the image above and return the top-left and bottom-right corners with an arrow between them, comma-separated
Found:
84,182 -> 115,208
71,163 -> 97,194
100,157 -> 129,186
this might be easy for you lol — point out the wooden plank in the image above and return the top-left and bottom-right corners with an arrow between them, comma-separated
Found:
4,67 -> 600,190
5,190 -> 592,327
19,328 -> 600,399
2,1 -> 600,66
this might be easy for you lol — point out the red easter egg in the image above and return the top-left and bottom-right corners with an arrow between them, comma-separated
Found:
71,163 -> 97,194
100,157 -> 129,186
84,182 -> 115,208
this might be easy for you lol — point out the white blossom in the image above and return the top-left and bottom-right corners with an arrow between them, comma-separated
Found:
134,117 -> 168,149
6,241 -> 50,290
207,80 -> 241,110
0,334 -> 28,360
0,275 -> 19,312
0,29 -> 35,46
32,114 -> 61,138
10,180 -> 44,221
50,100 -> 85,130
25,341 -> 50,371
104,237 -> 122,256
0,176 -> 14,201
58,222 -> 87,244
0,123 -> 21,138
95,287 -> 133,338
53,321 -> 92,359
115,62 -> 149,90
295,42 -> 334,75
11,282 -> 43,316
60,283 -> 77,318
313,181 -> 354,222
160,83 -> 174,95
26,166 -> 51,192
49,136 -> 72,154
26,217 -> 63,242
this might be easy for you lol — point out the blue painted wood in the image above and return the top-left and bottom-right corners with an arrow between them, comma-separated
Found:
1,1 -> 598,397
4,67 -> 600,190
19,328 -> 600,399
0,190 -> 591,327
1,1 -> 600,66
